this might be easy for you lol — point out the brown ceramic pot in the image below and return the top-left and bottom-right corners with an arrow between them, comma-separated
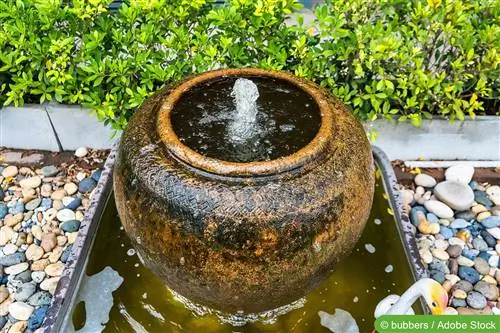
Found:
114,68 -> 374,313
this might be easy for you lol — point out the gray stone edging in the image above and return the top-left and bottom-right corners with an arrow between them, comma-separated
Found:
1,105 -> 499,161
0,104 -> 116,152
365,116 -> 500,161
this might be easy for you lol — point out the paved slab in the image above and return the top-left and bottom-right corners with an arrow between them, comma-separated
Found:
0,106 -> 60,151
45,104 -> 117,151
365,116 -> 500,161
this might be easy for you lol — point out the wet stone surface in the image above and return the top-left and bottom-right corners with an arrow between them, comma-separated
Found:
400,166 -> 500,315
0,150 -> 105,332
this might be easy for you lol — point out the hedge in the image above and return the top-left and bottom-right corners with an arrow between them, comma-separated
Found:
0,0 -> 498,130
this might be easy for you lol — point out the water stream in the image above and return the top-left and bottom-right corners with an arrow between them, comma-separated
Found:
228,78 -> 260,142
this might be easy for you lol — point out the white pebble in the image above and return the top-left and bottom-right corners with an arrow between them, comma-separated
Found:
374,219 -> 382,225
445,165 -> 474,184
414,173 -> 436,188
385,265 -> 394,273
5,263 -> 29,275
353,296 -> 359,303
127,248 -> 136,256
8,302 -> 34,320
424,200 -> 454,219
2,244 -> 18,255
365,244 -> 376,253
75,147 -> 88,158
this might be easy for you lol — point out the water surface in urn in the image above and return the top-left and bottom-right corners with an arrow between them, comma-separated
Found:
78,175 -> 420,332
170,76 -> 321,163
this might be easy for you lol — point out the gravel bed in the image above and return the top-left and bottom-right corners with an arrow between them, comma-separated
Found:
400,165 -> 499,315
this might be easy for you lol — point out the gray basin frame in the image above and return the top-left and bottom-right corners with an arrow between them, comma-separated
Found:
42,146 -> 428,332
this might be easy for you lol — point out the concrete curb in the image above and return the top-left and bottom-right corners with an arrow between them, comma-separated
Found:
365,116 -> 500,161
1,105 -> 499,160
0,105 -> 116,152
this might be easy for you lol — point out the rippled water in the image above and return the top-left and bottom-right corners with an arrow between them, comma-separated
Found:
170,76 -> 321,162
76,175 -> 419,332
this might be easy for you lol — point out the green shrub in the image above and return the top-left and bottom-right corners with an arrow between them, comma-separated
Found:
296,0 -> 499,125
0,0 -> 498,130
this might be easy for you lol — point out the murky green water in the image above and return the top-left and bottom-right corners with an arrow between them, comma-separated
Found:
80,174 -> 418,332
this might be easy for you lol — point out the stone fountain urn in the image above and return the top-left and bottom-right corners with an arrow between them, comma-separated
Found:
114,68 -> 374,313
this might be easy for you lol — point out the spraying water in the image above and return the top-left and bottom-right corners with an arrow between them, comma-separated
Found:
228,78 -> 260,142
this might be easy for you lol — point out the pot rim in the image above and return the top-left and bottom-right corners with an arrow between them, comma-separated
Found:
157,68 -> 333,177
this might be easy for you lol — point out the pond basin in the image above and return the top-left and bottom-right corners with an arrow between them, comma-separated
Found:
74,172 -> 419,332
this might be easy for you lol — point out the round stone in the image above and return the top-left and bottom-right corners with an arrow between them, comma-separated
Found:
458,266 -> 480,284
75,147 -> 88,157
473,257 -> 490,275
454,280 -> 473,292
28,305 -> 49,331
434,239 -> 448,250
480,230 -> 496,247
458,256 -> 475,268
64,182 -> 78,196
424,200 -> 454,219
2,244 -> 18,256
444,307 -> 458,315
433,181 -> 474,211
56,209 -> 76,222
44,262 -> 64,277
28,291 -> 52,307
474,280 -> 499,301
63,197 -> 81,210
466,291 -> 487,309
418,219 -> 440,234
2,166 -> 18,178
432,248 -> 450,261
414,173 -> 436,188
451,298 -> 466,307
477,211 -> 491,221
439,226 -> 453,239
481,216 -> 500,228
445,165 -> 474,184
25,244 -> 44,261
455,210 -> 475,221
25,198 -> 41,211
14,283 -> 36,301
19,176 -> 41,189
450,219 -> 469,229
5,263 -> 29,275
472,238 -> 488,252
40,233 -> 57,253
8,302 -> 34,320
486,185 -> 500,206
452,289 -> 467,299
430,270 -> 445,284
31,272 -> 45,284
41,165 -> 58,177
472,204 -> 488,214
40,277 -> 60,294
448,237 -> 465,248
50,189 -> 66,201
78,177 -> 97,193
60,220 -> 81,233
446,245 -> 462,258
